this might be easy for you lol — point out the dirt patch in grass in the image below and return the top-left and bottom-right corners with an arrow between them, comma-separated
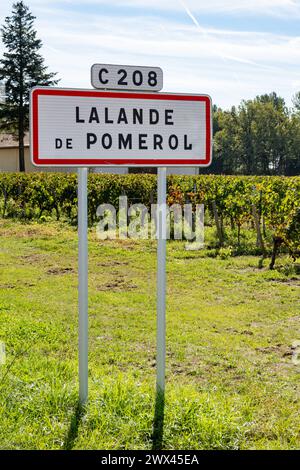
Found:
97,261 -> 129,267
20,253 -> 50,264
46,267 -> 75,275
95,335 -> 114,341
223,327 -> 254,335
225,327 -> 239,334
97,239 -> 136,250
0,223 -> 58,239
174,254 -> 206,260
268,279 -> 300,286
256,343 -> 293,358
0,281 -> 36,289
232,267 -> 267,273
285,315 -> 300,324
97,276 -> 138,291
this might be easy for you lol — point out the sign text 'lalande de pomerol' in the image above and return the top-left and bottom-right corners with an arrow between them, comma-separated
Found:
30,88 -> 212,167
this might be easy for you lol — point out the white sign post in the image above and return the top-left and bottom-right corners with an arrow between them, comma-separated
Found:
30,82 -> 212,406
78,167 -> 88,404
156,167 -> 167,395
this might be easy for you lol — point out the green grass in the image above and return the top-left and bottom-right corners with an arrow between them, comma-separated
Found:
0,219 -> 300,450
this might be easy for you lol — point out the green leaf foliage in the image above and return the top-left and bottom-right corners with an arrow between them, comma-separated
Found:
0,173 -> 299,265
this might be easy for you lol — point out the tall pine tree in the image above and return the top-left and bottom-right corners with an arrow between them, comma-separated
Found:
0,1 -> 58,171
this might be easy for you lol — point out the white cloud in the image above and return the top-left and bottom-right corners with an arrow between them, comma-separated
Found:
1,0 -> 300,109
2,0 -> 300,18
31,0 -> 300,17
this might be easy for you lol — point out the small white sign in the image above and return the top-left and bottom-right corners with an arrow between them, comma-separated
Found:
91,64 -> 163,92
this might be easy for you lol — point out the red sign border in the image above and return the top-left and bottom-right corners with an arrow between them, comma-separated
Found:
30,87 -> 212,167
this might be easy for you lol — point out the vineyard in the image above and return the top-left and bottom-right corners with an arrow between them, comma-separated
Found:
0,173 -> 299,269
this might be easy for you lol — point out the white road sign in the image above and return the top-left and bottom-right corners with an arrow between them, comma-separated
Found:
91,64 -> 163,92
30,87 -> 212,167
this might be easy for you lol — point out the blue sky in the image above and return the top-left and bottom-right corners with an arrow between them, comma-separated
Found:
1,0 -> 300,109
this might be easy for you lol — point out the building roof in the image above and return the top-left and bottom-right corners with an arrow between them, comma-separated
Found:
0,133 -> 29,148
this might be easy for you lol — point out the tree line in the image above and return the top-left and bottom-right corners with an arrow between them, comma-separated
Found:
204,92 -> 300,176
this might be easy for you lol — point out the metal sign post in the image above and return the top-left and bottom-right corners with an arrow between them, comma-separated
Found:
156,167 -> 167,395
78,167 -> 88,404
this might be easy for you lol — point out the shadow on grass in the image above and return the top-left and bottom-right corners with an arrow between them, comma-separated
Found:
63,401 -> 85,450
152,391 -> 165,450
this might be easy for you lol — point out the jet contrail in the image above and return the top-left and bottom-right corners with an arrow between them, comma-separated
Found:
179,0 -> 256,66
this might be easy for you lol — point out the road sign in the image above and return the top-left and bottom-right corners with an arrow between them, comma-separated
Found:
30,87 -> 212,167
30,81 -> 213,405
91,64 -> 163,92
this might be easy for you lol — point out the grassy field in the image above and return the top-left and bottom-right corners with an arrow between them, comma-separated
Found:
0,219 -> 299,450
